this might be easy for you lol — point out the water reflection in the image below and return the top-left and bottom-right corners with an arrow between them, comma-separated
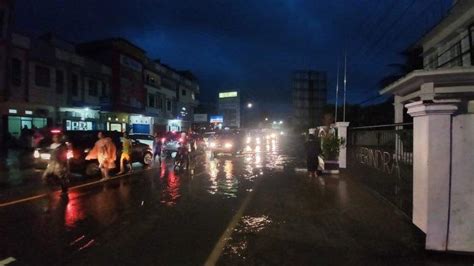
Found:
65,191 -> 86,229
160,168 -> 181,206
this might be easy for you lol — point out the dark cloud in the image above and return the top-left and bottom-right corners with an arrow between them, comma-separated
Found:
15,0 -> 452,112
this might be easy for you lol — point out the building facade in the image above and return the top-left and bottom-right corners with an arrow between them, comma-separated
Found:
218,91 -> 240,128
292,70 -> 327,129
380,0 -> 474,253
0,0 -> 200,145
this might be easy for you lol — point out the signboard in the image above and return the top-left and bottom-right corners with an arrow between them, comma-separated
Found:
219,91 -> 238,98
210,115 -> 224,123
193,114 -> 208,122
66,120 -> 93,131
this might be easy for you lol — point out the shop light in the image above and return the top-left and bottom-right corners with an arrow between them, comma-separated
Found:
8,109 -> 17,114
25,110 -> 33,115
115,118 -> 119,121
108,117 -> 111,121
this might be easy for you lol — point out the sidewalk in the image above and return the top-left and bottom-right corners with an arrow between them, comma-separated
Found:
218,170 -> 474,265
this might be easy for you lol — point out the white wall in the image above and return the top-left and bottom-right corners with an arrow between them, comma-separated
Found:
448,113 -> 474,252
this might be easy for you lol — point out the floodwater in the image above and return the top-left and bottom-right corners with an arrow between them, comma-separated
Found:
0,134 -> 293,265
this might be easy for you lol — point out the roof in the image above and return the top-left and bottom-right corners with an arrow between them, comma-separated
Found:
379,67 -> 474,97
78,37 -> 146,54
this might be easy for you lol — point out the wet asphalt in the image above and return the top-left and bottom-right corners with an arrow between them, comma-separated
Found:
0,136 -> 473,266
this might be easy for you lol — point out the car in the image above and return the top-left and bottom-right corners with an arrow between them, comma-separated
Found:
207,131 -> 244,156
34,130 -> 153,177
129,134 -> 154,149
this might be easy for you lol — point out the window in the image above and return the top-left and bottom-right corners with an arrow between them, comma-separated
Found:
148,94 -> 155,108
11,58 -> 21,86
35,65 -> 50,87
71,74 -> 78,96
88,79 -> 98,97
157,94 -> 163,109
167,100 -> 172,112
182,89 -> 186,96
146,74 -> 155,85
100,81 -> 107,97
56,70 -> 64,94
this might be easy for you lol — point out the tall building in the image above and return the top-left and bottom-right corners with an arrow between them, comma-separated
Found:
292,70 -> 327,128
218,91 -> 240,128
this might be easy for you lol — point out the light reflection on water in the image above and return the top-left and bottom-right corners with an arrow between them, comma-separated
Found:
224,215 -> 273,258
160,169 -> 181,206
201,137 -> 287,198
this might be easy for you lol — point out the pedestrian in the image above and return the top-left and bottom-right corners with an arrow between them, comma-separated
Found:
42,133 -> 69,194
85,131 -> 116,180
118,132 -> 132,175
153,132 -> 163,165
306,134 -> 321,178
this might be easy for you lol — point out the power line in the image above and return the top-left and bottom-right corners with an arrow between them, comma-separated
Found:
358,0 -> 417,61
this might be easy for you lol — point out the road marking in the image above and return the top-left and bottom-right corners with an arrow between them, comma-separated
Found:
204,177 -> 262,266
0,257 -> 16,265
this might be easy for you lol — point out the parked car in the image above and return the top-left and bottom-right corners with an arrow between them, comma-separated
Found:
34,130 -> 153,177
129,134 -> 154,149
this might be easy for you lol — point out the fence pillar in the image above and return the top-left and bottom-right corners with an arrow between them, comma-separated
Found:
406,100 -> 458,251
336,122 -> 350,168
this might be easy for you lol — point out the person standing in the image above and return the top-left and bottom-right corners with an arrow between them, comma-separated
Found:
86,131 -> 117,180
153,132 -> 162,165
306,134 -> 321,178
118,132 -> 132,175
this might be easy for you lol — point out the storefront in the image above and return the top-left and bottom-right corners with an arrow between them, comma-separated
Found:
2,106 -> 52,139
60,107 -> 101,131
130,115 -> 154,134
103,113 -> 129,133
167,119 -> 182,132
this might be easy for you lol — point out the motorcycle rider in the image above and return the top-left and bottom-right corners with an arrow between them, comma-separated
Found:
175,134 -> 190,170
42,132 -> 69,194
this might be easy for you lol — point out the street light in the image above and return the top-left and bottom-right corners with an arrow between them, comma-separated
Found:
247,103 -> 253,108
279,120 -> 283,124
265,117 -> 268,121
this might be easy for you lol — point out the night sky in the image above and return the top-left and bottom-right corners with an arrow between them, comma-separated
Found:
15,0 -> 452,115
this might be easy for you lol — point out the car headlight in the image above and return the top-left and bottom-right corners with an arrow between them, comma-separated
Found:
33,150 -> 40,158
224,142 -> 233,149
209,142 -> 216,148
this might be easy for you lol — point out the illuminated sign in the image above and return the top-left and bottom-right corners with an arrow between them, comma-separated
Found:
219,91 -> 238,98
210,115 -> 224,123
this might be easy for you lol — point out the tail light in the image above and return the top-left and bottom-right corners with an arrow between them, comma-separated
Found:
161,138 -> 166,143
66,150 -> 73,159
179,138 -> 184,143
51,129 -> 61,134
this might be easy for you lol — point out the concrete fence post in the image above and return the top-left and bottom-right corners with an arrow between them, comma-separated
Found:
406,100 -> 458,251
336,122 -> 350,169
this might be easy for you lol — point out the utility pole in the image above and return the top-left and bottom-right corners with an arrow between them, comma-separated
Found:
335,58 -> 340,123
343,50 -> 347,122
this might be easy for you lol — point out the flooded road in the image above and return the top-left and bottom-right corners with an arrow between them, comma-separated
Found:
0,135 -> 293,265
